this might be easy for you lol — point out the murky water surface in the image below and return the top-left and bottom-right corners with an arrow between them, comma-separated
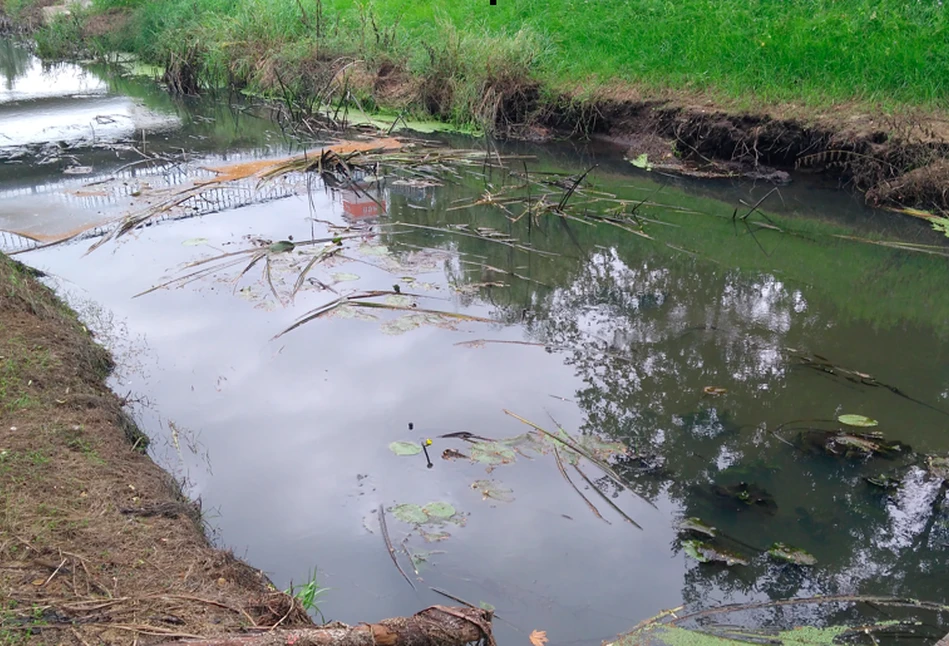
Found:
4,40 -> 949,644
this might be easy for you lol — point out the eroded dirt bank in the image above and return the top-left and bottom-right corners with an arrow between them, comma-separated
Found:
0,254 -> 313,644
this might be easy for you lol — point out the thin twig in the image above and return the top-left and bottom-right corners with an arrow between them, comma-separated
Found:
572,464 -> 643,530
554,445 -> 608,524
378,504 -> 415,590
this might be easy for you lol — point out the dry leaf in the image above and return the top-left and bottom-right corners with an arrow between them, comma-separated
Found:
703,386 -> 727,395
530,630 -> 548,646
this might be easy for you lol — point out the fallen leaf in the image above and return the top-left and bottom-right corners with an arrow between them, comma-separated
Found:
703,386 -> 727,395
530,630 -> 549,646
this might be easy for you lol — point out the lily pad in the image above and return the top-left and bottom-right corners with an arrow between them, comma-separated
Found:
800,429 -> 908,459
420,530 -> 451,542
332,272 -> 361,282
384,294 -> 414,307
469,441 -> 517,466
472,479 -> 515,503
390,503 -> 427,525
380,314 -> 423,335
389,441 -> 422,456
838,414 -> 879,428
422,501 -> 456,520
676,517 -> 717,538
630,153 -> 653,171
682,540 -> 748,566
268,240 -> 295,254
182,237 -> 209,246
927,455 -> 949,481
767,542 -> 817,566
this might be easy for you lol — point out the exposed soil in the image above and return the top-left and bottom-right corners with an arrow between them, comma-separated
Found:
0,255 -> 314,645
288,58 -> 949,217
540,90 -> 949,215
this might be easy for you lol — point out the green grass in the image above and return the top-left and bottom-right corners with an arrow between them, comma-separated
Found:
285,567 -> 327,622
82,0 -> 948,115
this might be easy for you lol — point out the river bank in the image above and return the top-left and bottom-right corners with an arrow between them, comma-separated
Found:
0,254 -> 314,644
5,0 -> 949,219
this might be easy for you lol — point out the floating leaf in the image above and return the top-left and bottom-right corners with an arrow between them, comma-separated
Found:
767,542 -> 817,566
380,314 -> 423,335
703,386 -> 727,396
384,294 -> 414,307
442,448 -> 468,460
332,272 -> 361,282
630,153 -> 653,171
389,441 -> 422,456
838,414 -> 879,428
865,473 -> 902,490
358,243 -> 390,257
472,479 -> 515,503
927,455 -> 949,481
422,501 -> 456,520
682,540 -> 748,566
390,503 -> 428,525
577,434 -> 627,462
802,429 -> 908,458
268,240 -> 295,254
676,517 -> 717,538
331,305 -> 378,321
182,237 -> 209,246
469,441 -> 517,465
529,630 -> 548,646
420,530 -> 451,542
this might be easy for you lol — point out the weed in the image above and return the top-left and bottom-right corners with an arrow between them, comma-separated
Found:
285,568 -> 328,621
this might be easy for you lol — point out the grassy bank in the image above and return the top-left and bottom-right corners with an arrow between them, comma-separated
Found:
30,0 -> 949,115
7,0 -> 949,214
0,253 -> 313,644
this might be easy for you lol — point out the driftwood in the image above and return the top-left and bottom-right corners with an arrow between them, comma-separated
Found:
156,605 -> 494,646
935,632 -> 949,646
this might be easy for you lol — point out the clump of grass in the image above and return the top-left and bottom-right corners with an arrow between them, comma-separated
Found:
411,19 -> 543,131
285,568 -> 328,622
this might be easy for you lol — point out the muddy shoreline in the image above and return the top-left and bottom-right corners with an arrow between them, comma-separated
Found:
0,254 -> 314,644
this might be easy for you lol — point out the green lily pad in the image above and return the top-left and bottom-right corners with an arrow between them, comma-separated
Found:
331,272 -> 361,282
682,540 -> 748,566
676,517 -> 717,538
865,473 -> 902,490
268,240 -> 295,254
420,530 -> 451,542
838,414 -> 879,428
422,501 -> 456,519
182,237 -> 209,246
630,153 -> 653,171
390,503 -> 427,525
767,542 -> 817,566
384,294 -> 414,307
469,441 -> 517,465
472,479 -> 515,503
389,441 -> 422,456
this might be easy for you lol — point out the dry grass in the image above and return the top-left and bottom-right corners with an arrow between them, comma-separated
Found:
0,254 -> 313,645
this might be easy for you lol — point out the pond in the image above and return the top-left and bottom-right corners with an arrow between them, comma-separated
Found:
3,39 -> 949,645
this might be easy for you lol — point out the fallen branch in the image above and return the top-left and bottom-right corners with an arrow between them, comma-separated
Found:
155,605 -> 494,646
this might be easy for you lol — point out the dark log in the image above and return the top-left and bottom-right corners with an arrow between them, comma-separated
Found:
156,605 -> 494,646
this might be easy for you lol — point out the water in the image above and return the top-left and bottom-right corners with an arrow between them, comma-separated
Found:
3,39 -> 949,644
